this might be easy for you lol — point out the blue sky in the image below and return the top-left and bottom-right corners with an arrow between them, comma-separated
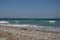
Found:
0,0 -> 60,18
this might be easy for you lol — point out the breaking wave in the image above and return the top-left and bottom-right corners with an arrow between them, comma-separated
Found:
0,23 -> 60,32
0,21 -> 9,24
0,20 -> 60,32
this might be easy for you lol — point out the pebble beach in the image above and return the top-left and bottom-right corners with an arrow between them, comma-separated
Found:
0,25 -> 60,40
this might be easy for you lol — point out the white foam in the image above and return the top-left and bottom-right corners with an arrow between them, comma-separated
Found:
15,20 -> 19,23
0,24 -> 36,27
49,20 -> 56,23
0,21 -> 9,24
7,24 -> 31,27
0,23 -> 60,32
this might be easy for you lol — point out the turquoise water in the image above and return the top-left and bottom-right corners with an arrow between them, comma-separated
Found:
0,18 -> 60,32
0,19 -> 60,27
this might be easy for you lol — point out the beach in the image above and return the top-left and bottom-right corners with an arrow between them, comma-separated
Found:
0,25 -> 60,40
0,0 -> 60,40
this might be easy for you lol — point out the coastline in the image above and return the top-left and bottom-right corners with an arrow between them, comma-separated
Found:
0,25 -> 60,40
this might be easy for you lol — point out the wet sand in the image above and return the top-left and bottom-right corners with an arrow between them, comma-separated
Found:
0,25 -> 60,40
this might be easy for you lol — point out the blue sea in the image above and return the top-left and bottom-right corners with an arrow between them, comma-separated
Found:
0,18 -> 60,32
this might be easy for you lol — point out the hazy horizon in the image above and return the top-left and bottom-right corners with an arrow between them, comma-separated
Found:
0,0 -> 60,18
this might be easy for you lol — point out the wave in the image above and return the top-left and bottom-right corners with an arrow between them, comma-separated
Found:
0,21 -> 9,24
49,20 -> 56,23
14,20 -> 20,23
0,23 -> 60,32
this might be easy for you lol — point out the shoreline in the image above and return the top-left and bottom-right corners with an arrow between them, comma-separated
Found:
0,24 -> 60,32
0,25 -> 60,40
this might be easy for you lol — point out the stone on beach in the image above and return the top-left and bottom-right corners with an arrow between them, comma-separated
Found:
0,26 -> 60,40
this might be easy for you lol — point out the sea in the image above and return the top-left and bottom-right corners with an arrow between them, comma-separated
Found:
0,18 -> 60,32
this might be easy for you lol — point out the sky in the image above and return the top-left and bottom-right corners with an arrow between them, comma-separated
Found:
0,0 -> 60,18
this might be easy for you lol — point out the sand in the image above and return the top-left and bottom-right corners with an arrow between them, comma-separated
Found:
0,25 -> 60,40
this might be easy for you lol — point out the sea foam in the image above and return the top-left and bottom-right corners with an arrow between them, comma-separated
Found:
0,23 -> 60,32
0,20 -> 60,32
0,21 -> 9,24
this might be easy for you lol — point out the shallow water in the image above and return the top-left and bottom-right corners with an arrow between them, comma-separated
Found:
0,18 -> 60,32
